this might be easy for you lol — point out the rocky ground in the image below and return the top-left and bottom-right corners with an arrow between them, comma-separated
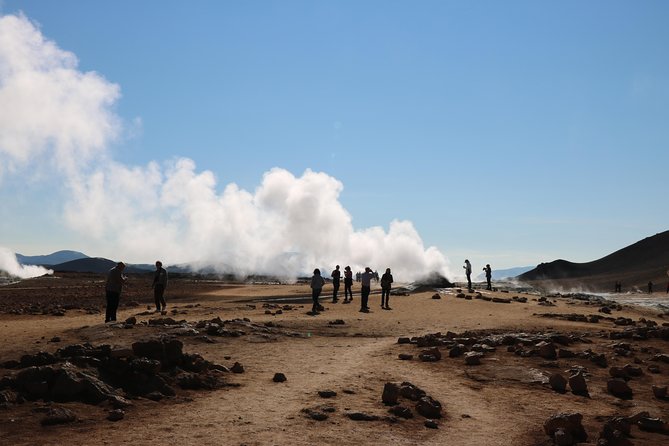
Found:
0,273 -> 668,445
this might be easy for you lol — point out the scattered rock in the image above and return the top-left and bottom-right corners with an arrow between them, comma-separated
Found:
424,419 -> 439,429
231,362 -> 244,373
318,390 -> 337,398
389,405 -> 413,419
302,408 -> 328,421
549,373 -> 568,393
543,412 -> 588,444
398,354 -> 413,360
272,373 -> 287,383
607,379 -> 633,399
568,371 -> 589,397
107,409 -> 124,422
382,382 -> 400,406
652,385 -> 668,400
537,341 -> 557,360
399,382 -> 426,401
415,396 -> 442,419
637,416 -> 668,433
419,347 -> 441,362
41,406 -> 77,426
464,351 -> 483,365
348,412 -> 380,421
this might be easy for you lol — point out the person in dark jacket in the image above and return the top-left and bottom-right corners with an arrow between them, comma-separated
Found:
331,265 -> 341,303
359,267 -> 374,313
152,260 -> 168,312
343,265 -> 354,303
380,268 -> 393,310
463,259 -> 472,291
105,262 -> 127,323
310,268 -> 325,315
483,264 -> 492,291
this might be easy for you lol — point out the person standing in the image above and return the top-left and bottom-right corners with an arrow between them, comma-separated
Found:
343,265 -> 354,303
360,267 -> 374,313
105,262 -> 127,323
648,281 -> 653,294
310,268 -> 325,315
331,265 -> 341,303
483,264 -> 492,291
380,268 -> 394,310
152,260 -> 168,312
463,259 -> 472,291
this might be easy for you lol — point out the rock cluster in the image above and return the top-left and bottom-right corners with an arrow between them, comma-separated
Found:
381,381 -> 442,428
543,412 -> 588,445
0,338 -> 237,421
598,411 -> 669,444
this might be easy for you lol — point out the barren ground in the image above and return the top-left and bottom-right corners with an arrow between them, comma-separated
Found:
0,273 -> 668,445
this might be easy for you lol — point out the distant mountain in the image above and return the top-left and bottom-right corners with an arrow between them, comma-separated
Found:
51,258 -> 153,274
475,266 -> 533,281
517,231 -> 669,292
16,250 -> 88,266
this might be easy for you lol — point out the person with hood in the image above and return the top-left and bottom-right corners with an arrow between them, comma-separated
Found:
310,268 -> 325,315
463,259 -> 472,291
105,262 -> 127,323
380,268 -> 394,310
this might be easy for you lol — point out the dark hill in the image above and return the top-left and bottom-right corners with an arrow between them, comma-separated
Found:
517,230 -> 669,292
51,258 -> 151,274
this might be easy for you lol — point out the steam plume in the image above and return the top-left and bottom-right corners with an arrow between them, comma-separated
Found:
0,13 -> 452,281
0,247 -> 53,279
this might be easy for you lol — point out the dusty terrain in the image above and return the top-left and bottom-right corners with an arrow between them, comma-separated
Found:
1,273 -> 668,445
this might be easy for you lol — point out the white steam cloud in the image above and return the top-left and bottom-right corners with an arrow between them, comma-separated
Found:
0,13 -> 452,281
0,13 -> 120,177
0,247 -> 52,279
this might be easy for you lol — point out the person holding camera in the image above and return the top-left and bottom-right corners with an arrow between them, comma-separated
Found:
483,264 -> 492,291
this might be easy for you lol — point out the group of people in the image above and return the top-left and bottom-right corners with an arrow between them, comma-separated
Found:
309,265 -> 394,315
104,260 -> 168,323
463,259 -> 493,292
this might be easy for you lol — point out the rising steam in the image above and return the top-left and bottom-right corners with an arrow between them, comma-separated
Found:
0,13 -> 452,281
0,247 -> 52,279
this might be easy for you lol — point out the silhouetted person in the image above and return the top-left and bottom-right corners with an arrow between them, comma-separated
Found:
380,268 -> 393,310
343,265 -> 353,303
331,265 -> 341,303
648,281 -> 653,294
614,281 -> 622,293
105,262 -> 127,323
463,259 -> 472,291
483,264 -> 492,291
310,268 -> 325,315
152,260 -> 168,312
359,267 -> 374,313
666,281 -> 669,294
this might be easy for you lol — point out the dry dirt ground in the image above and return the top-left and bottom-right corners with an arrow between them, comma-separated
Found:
0,274 -> 668,445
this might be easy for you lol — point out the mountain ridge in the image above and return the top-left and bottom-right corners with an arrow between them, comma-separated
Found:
518,230 -> 669,292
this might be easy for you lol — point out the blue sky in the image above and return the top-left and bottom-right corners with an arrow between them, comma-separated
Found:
0,1 -> 667,277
